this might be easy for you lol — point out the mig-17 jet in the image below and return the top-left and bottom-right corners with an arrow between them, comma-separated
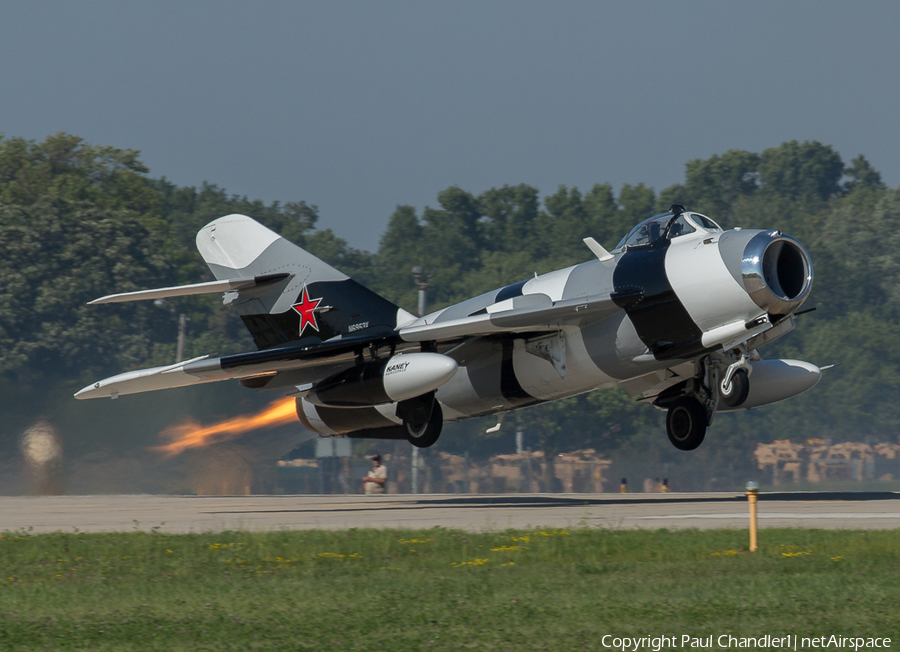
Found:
77,205 -> 821,451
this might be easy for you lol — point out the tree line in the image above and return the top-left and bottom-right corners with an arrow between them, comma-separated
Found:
1,132 -> 898,473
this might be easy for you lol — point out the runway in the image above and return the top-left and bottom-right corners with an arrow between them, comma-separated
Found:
2,492 -> 900,533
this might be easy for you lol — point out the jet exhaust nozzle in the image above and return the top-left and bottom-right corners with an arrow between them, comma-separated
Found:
741,231 -> 813,315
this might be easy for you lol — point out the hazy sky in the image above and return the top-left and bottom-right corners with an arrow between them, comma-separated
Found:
3,1 -> 898,250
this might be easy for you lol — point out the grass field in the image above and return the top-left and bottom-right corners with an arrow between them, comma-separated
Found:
1,526 -> 898,650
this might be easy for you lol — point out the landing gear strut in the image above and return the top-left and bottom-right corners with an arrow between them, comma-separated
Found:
720,368 -> 750,407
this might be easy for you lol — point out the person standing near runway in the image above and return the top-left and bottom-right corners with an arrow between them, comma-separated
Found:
362,454 -> 387,495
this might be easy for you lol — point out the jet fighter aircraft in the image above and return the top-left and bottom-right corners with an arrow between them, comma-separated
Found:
77,205 -> 821,451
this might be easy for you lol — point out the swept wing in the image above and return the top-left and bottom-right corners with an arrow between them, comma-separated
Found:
76,293 -> 619,399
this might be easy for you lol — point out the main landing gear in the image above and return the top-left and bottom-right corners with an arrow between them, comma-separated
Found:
665,396 -> 707,451
659,349 -> 756,451
397,392 -> 443,448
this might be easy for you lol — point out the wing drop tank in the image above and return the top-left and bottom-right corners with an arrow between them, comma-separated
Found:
719,359 -> 821,412
305,352 -> 457,408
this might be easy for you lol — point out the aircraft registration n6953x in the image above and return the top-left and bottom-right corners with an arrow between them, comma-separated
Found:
77,205 -> 822,451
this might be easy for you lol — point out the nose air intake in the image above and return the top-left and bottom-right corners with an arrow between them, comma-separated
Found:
741,231 -> 813,315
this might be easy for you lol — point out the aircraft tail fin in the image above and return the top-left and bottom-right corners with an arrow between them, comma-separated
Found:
197,214 -> 415,350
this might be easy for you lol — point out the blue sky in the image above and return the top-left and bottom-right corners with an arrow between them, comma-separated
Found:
3,1 -> 898,249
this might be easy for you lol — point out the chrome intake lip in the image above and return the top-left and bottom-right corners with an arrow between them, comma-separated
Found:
741,230 -> 813,315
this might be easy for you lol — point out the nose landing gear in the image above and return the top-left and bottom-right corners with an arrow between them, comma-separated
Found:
719,352 -> 752,408
720,368 -> 750,407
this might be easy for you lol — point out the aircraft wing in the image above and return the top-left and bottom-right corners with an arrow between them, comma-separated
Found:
77,293 -> 620,399
75,333 -> 400,399
87,274 -> 291,304
399,294 -> 619,342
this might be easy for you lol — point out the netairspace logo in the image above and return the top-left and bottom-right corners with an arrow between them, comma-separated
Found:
600,634 -> 892,651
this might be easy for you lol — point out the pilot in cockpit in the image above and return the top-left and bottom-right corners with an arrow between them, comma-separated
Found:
668,216 -> 690,238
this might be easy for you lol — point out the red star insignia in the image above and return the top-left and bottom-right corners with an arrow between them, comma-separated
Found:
291,287 -> 323,336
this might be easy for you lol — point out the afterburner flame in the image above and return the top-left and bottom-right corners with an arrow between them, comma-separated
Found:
150,397 -> 297,458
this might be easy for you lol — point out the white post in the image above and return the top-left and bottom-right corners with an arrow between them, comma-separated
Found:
412,274 -> 427,495
176,313 -> 187,363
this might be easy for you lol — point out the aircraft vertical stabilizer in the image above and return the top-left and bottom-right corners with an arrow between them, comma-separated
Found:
195,214 -> 414,350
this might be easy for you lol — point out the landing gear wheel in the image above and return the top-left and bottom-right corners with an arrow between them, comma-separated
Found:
405,401 -> 443,448
666,396 -> 707,451
720,369 -> 750,407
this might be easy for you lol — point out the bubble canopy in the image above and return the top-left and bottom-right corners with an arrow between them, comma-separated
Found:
614,211 -> 721,250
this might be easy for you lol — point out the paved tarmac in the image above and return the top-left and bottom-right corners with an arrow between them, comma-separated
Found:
2,492 -> 899,533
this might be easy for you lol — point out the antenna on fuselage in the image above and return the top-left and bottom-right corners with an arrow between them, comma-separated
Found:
583,237 -> 614,262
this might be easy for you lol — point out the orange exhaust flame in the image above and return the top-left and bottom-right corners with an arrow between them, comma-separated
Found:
149,397 -> 297,458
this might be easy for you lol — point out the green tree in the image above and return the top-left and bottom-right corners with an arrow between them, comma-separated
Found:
617,183 -> 656,227
479,183 -> 541,256
418,187 -> 486,307
583,183 -> 625,250
842,154 -> 884,193
369,205 -> 424,310
811,186 -> 899,319
0,134 -> 175,386
6,131 -> 900,483
758,140 -> 844,204
539,185 -> 591,263
680,149 -> 760,225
